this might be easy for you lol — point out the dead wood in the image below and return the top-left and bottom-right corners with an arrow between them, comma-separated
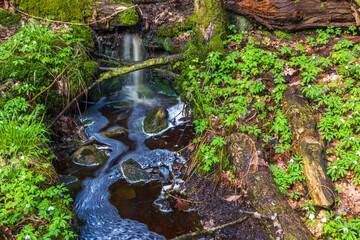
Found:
283,84 -> 335,209
226,0 -> 359,32
227,133 -> 314,239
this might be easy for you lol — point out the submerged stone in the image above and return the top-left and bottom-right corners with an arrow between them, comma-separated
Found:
71,145 -> 108,166
112,186 -> 137,200
121,158 -> 151,183
59,175 -> 79,185
105,101 -> 130,109
143,108 -> 169,134
101,127 -> 128,139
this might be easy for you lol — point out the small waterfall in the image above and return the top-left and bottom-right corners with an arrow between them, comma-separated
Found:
74,32 -> 188,240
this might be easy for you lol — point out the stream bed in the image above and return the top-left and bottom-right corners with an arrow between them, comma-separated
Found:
62,32 -> 201,239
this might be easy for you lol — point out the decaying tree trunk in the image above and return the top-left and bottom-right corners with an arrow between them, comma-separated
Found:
283,84 -> 335,209
226,0 -> 360,32
227,133 -> 314,239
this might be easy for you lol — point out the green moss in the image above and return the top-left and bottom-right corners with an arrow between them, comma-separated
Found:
82,61 -> 99,85
0,10 -> 20,26
16,0 -> 94,21
157,17 -> 194,38
274,30 -> 292,40
120,9 -> 139,25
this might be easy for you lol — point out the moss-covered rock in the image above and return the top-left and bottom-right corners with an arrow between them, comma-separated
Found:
0,10 -> 20,26
121,158 -> 151,183
120,8 -> 139,26
71,145 -> 108,166
227,12 -> 253,32
143,108 -> 169,134
101,127 -> 128,139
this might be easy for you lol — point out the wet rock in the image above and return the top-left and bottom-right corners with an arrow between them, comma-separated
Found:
143,108 -> 169,134
227,12 -> 254,32
112,186 -> 137,200
83,119 -> 94,127
71,146 -> 108,166
101,126 -> 128,139
105,101 -> 130,109
59,175 -> 79,185
136,85 -> 156,99
121,158 -> 151,183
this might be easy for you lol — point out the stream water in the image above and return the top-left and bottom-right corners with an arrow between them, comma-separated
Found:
70,33 -> 200,239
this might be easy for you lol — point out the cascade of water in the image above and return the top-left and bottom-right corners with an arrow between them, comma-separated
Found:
74,32 -> 188,239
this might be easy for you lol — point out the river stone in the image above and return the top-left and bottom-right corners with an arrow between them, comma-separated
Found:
143,108 -> 169,134
71,146 -> 108,166
59,175 -> 79,185
105,101 -> 130,109
121,158 -> 151,183
227,12 -> 254,32
136,85 -> 156,99
112,186 -> 137,200
101,127 -> 128,139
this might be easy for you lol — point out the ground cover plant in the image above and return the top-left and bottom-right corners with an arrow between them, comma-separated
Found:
179,25 -> 360,239
0,98 -> 76,239
0,21 -> 96,112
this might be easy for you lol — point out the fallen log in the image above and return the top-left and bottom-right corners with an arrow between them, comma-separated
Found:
226,0 -> 359,32
50,54 -> 183,126
227,133 -> 314,239
283,84 -> 335,209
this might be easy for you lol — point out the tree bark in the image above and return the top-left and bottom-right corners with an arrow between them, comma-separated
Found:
226,0 -> 360,32
227,133 -> 314,239
283,84 -> 335,209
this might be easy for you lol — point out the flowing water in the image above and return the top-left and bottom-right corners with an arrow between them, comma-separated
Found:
72,33 -> 199,239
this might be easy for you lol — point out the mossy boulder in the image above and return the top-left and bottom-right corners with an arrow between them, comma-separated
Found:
120,8 -> 139,25
121,158 -> 151,183
227,12 -> 253,32
136,85 -> 156,99
101,127 -> 128,139
71,146 -> 108,166
0,10 -> 20,26
143,108 -> 169,134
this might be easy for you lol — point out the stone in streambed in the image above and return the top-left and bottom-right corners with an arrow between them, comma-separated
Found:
101,127 -> 128,139
71,145 -> 108,166
121,158 -> 151,183
112,186 -> 137,200
143,108 -> 169,134
59,175 -> 79,185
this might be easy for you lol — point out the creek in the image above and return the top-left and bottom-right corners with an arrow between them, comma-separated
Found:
64,32 -> 200,239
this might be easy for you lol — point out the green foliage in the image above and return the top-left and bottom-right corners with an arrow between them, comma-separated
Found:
0,10 -> 20,26
120,9 -> 139,25
269,110 -> 292,153
0,98 -> 48,159
322,211 -> 360,240
0,22 -> 93,113
270,153 -> 305,194
0,97 -> 76,239
16,0 -> 93,21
